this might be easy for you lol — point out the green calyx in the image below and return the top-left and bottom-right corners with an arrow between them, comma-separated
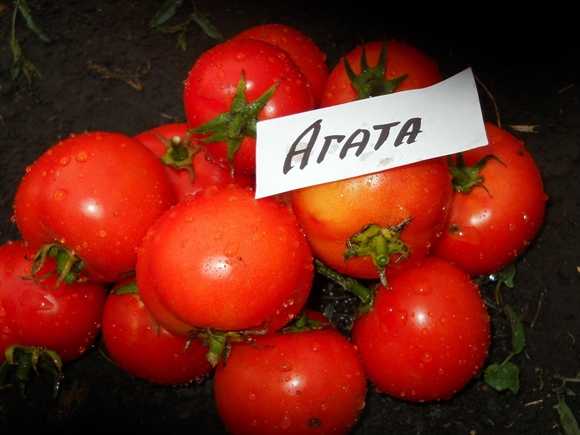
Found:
0,344 -> 63,397
159,132 -> 201,182
344,217 -> 412,288
447,152 -> 504,194
314,259 -> 377,318
191,326 -> 269,368
26,243 -> 88,288
344,41 -> 408,100
190,70 -> 279,175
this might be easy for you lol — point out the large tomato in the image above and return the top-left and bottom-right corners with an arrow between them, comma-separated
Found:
213,320 -> 367,434
431,122 -> 548,277
101,278 -> 214,386
12,131 -> 175,283
134,123 -> 254,202
320,39 -> 442,107
233,23 -> 329,107
351,256 -> 490,402
0,240 -> 107,364
290,158 -> 452,284
183,37 -> 316,175
136,185 -> 314,335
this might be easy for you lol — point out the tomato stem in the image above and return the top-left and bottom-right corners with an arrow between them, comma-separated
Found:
26,243 -> 88,288
314,259 -> 376,318
344,217 -> 412,288
343,41 -> 408,100
0,344 -> 63,397
447,152 -> 504,194
190,70 -> 279,176
158,131 -> 201,182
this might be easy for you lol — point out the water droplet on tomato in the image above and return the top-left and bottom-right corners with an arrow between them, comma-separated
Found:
53,189 -> 68,201
277,362 -> 293,372
422,352 -> 433,363
412,285 -> 433,296
59,156 -> 71,166
76,151 -> 88,162
248,392 -> 257,401
234,52 -> 246,61
279,413 -> 291,429
396,309 -> 408,326
98,229 -> 107,237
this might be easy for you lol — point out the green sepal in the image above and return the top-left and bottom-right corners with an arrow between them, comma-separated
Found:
191,70 -> 279,174
344,41 -> 408,100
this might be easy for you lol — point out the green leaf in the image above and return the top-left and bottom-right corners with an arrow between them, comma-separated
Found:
554,393 -> 580,435
190,10 -> 223,41
504,303 -> 525,355
15,0 -> 51,43
484,362 -> 520,394
150,0 -> 184,27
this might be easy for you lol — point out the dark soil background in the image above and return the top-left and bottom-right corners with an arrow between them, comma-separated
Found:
0,1 -> 579,434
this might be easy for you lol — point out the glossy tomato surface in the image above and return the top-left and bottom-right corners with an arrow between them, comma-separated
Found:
320,39 -> 442,107
101,279 -> 214,386
134,123 -> 254,202
291,158 -> 452,281
136,185 -> 314,333
13,131 -> 175,282
431,122 -> 547,277
0,240 -> 107,363
233,23 -> 329,106
183,38 -> 315,175
214,325 -> 367,434
351,256 -> 490,402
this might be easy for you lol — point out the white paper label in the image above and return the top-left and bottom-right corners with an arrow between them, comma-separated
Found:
255,68 -> 487,199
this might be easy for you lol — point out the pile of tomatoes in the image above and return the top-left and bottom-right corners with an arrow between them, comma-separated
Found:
0,23 -> 547,434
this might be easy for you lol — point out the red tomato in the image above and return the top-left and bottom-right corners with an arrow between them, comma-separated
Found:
101,278 -> 214,386
12,131 -> 175,283
290,158 -> 452,283
233,23 -> 329,107
431,122 -> 548,277
134,123 -> 254,201
351,256 -> 490,402
320,39 -> 442,107
136,185 -> 314,333
214,324 -> 367,434
183,38 -> 316,175
0,240 -> 107,364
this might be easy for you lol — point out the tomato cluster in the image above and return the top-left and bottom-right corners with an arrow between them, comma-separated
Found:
0,22 -> 547,434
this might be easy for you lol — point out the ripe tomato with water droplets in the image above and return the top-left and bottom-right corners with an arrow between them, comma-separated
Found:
320,39 -> 442,107
101,278 -> 214,386
351,256 -> 490,402
291,158 -> 452,284
12,131 -> 175,283
183,37 -> 316,175
233,23 -> 329,107
0,240 -> 107,364
213,319 -> 367,434
431,122 -> 548,277
136,185 -> 314,334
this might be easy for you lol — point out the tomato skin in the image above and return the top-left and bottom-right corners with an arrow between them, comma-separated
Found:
321,39 -> 442,107
214,326 -> 367,434
233,23 -> 329,107
136,185 -> 314,333
351,256 -> 490,402
0,240 -> 107,364
134,123 -> 254,202
13,131 -> 175,282
431,122 -> 548,277
291,158 -> 452,280
183,38 -> 316,175
101,278 -> 214,386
